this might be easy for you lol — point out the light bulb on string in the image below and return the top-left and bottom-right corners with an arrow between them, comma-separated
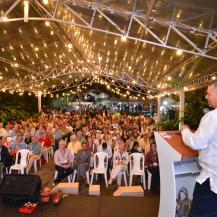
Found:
121,35 -> 127,42
42,0 -> 49,5
45,21 -> 50,26
176,49 -> 183,56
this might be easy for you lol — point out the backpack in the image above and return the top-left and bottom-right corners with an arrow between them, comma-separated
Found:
176,187 -> 192,217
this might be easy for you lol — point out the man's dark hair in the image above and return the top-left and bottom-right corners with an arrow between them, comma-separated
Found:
102,142 -> 107,149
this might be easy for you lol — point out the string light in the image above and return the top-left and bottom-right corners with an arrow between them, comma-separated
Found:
121,35 -> 127,42
67,43 -> 72,49
1,16 -> 8,22
42,0 -> 49,5
45,21 -> 50,26
176,49 -> 183,56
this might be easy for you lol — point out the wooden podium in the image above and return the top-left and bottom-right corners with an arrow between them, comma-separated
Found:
155,131 -> 200,217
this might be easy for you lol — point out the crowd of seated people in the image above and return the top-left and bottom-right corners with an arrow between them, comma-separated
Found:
0,111 -> 161,193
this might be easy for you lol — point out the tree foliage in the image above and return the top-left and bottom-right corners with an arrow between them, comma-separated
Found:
0,92 -> 38,124
184,87 -> 208,129
158,87 -> 208,131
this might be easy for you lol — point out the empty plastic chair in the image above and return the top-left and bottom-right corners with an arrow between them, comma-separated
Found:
90,152 -> 108,187
129,153 -> 146,189
9,149 -> 30,174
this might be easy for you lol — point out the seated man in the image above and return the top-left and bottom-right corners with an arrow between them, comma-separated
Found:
67,135 -> 81,155
27,136 -> 42,173
67,134 -> 81,169
108,142 -> 129,186
0,136 -> 13,178
54,140 -> 73,184
77,143 -> 91,184
11,133 -> 27,153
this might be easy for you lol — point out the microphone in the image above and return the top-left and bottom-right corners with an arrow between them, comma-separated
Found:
203,108 -> 209,114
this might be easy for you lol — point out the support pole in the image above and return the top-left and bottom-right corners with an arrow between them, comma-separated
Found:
157,96 -> 161,122
38,92 -> 42,113
179,90 -> 185,129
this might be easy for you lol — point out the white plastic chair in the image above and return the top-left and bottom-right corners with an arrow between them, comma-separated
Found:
147,170 -> 152,190
9,149 -> 30,174
90,152 -> 108,187
53,152 -> 77,183
86,170 -> 90,184
129,153 -> 146,189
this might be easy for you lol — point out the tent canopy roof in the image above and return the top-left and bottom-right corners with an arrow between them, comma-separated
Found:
0,0 -> 217,98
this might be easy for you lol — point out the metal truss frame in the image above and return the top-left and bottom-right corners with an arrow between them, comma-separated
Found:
40,63 -> 156,94
0,61 -> 151,94
160,71 -> 217,94
1,0 -> 217,94
183,72 -> 217,90
0,0 -> 217,61
49,77 -> 91,93
97,76 -> 149,95
0,56 -> 38,75
157,39 -> 217,87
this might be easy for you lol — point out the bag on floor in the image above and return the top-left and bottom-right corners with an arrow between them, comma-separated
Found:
175,187 -> 191,217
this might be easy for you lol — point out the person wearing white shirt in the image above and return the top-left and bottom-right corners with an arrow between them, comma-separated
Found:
181,80 -> 217,217
108,142 -> 129,186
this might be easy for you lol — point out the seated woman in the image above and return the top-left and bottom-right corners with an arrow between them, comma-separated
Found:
108,142 -> 129,186
145,142 -> 160,193
54,140 -> 73,184
130,141 -> 143,154
87,137 -> 97,168
26,136 -> 42,173
76,143 -> 91,184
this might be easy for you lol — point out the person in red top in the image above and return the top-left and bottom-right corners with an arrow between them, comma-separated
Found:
39,131 -> 52,162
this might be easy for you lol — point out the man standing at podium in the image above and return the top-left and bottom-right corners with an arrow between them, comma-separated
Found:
181,80 -> 217,217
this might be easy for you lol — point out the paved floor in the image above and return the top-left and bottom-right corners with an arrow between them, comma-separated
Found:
0,160 -> 160,217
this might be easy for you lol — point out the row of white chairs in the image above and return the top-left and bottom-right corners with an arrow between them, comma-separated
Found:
58,152 -> 152,189
7,145 -> 54,175
6,149 -> 152,190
